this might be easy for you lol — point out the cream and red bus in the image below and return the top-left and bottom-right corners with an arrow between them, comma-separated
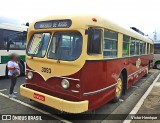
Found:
20,15 -> 153,113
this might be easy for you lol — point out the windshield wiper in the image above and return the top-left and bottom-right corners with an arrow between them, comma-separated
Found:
31,35 -> 45,58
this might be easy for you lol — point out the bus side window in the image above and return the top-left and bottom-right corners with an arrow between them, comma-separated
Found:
123,35 -> 130,57
135,39 -> 140,55
150,44 -> 153,54
87,29 -> 102,54
143,42 -> 146,55
140,41 -> 143,55
103,30 -> 118,58
140,41 -> 146,55
130,38 -> 135,56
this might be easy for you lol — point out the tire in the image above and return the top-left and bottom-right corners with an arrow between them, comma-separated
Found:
112,74 -> 123,103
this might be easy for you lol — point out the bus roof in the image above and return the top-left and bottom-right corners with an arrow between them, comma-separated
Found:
29,15 -> 153,44
0,23 -> 27,32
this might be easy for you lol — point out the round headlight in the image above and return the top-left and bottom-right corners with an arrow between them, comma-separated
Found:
61,79 -> 70,89
27,72 -> 33,80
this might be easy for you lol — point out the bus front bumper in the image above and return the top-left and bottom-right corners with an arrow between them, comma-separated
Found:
20,84 -> 88,113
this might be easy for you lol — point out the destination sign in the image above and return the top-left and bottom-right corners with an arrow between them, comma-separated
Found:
34,19 -> 72,29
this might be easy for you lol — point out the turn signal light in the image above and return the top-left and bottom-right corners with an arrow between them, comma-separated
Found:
92,18 -> 97,22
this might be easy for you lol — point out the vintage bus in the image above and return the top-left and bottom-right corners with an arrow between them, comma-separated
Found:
20,15 -> 153,113
0,23 -> 27,77
154,42 -> 160,69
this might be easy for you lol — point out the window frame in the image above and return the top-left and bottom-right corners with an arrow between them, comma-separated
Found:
87,28 -> 103,55
26,32 -> 52,58
47,31 -> 83,61
130,37 -> 136,56
135,39 -> 140,55
122,35 -> 130,57
103,29 -> 118,58
150,44 -> 153,54
143,42 -> 146,55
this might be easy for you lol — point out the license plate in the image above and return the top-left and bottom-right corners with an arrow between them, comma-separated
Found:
33,93 -> 45,102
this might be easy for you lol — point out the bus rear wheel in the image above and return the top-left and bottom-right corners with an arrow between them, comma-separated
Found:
156,62 -> 160,70
113,74 -> 123,103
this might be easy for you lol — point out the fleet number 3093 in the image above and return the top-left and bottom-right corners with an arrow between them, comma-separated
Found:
41,67 -> 51,73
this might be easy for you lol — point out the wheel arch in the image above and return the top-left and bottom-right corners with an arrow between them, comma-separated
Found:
121,68 -> 128,95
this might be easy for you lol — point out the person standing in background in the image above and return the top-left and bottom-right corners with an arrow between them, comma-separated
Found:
7,53 -> 20,98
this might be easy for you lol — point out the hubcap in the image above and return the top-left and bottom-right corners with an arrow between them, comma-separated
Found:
157,64 -> 160,69
116,78 -> 122,97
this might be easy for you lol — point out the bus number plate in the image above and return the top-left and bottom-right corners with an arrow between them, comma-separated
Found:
42,67 -> 51,73
33,93 -> 45,102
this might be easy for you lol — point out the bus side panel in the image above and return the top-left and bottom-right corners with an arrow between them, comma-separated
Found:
25,55 -> 153,111
81,55 -> 153,110
81,59 -> 126,110
127,55 -> 152,88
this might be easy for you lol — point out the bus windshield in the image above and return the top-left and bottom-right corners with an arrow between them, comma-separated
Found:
154,43 -> 160,54
27,33 -> 51,57
0,31 -> 27,50
48,32 -> 82,61
7,32 -> 27,50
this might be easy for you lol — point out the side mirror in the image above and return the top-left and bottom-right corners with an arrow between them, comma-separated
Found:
26,22 -> 29,27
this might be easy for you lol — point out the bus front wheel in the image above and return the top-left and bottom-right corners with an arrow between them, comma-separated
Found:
112,74 -> 123,103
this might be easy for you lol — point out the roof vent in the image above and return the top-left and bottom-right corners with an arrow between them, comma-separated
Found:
130,27 -> 144,36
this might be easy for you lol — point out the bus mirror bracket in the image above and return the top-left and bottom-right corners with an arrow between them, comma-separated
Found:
26,22 -> 29,26
85,28 -> 94,35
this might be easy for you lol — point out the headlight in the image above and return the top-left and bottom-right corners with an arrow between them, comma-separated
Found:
61,79 -> 70,89
27,72 -> 33,80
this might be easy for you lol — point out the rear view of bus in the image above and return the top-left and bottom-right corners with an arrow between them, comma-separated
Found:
154,42 -> 160,69
20,15 -> 153,113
